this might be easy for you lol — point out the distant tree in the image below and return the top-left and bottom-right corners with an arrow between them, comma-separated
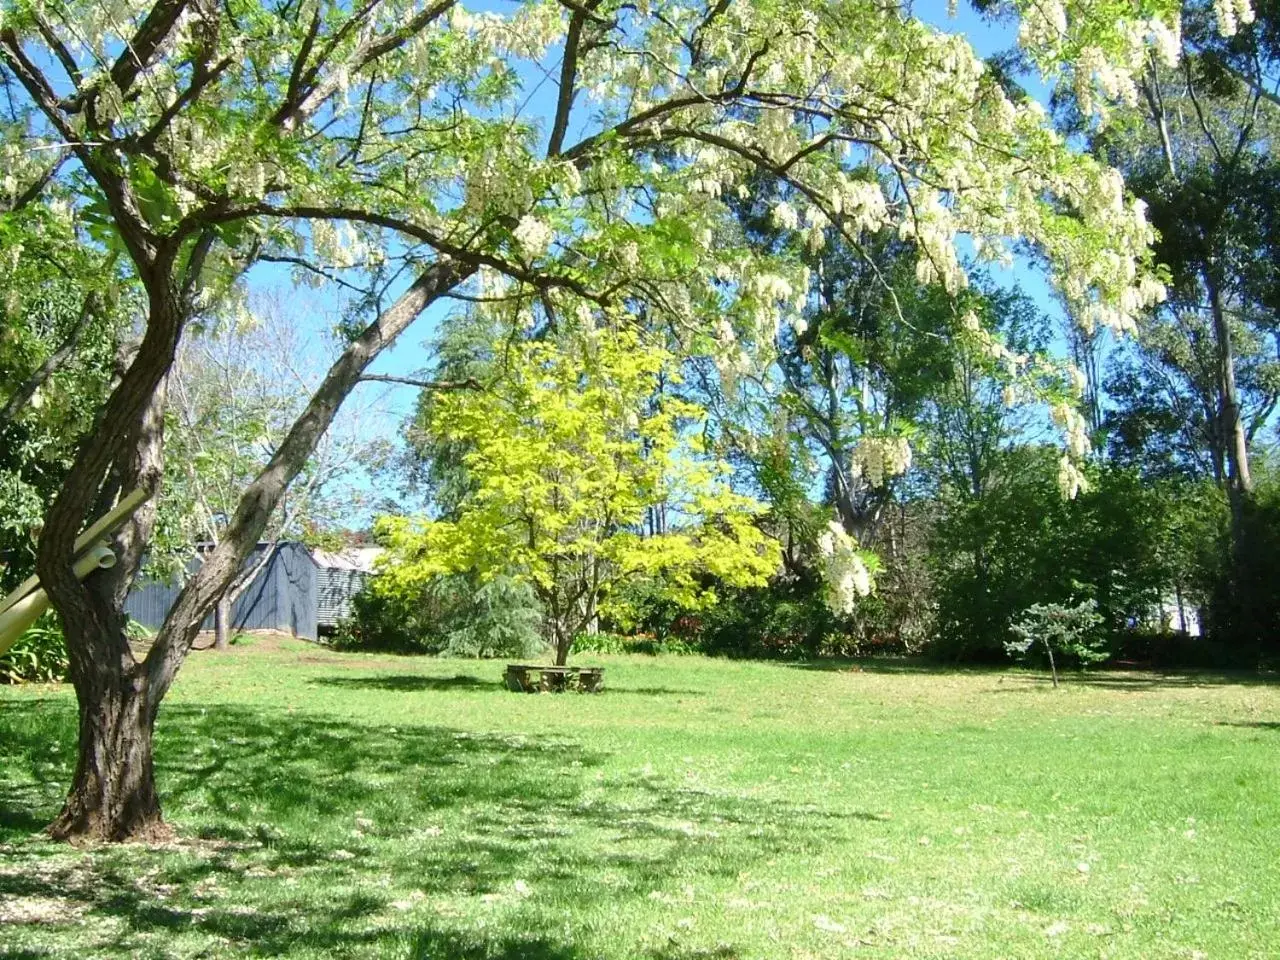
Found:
374,330 -> 780,665
161,302 -> 393,649
1006,599 -> 1107,687
1087,0 -> 1280,545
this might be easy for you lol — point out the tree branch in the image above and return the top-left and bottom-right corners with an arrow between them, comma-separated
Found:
273,0 -> 457,129
143,258 -> 474,706
358,374 -> 482,390
547,2 -> 595,157
63,0 -> 196,114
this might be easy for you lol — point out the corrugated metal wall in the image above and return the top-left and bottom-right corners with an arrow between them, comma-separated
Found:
124,544 -> 319,641
316,568 -> 368,626
278,543 -> 319,639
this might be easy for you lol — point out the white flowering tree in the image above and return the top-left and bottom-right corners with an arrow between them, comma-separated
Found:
0,0 -> 1188,841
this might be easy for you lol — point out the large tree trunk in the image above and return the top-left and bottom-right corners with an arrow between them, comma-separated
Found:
44,363 -> 173,843
49,661 -> 167,842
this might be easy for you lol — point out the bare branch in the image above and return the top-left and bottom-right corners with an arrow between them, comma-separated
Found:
548,2 -> 598,157
358,374 -> 482,390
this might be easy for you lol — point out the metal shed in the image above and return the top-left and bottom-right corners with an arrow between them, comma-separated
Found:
125,542 -> 320,641
311,547 -> 383,628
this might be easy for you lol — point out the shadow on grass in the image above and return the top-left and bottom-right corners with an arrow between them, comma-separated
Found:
311,673 -> 501,693
0,697 -> 874,958
786,658 -> 1278,689
0,792 -> 50,835
990,670 -> 1279,691
783,657 -> 965,676
309,674 -> 704,697
1216,720 -> 1280,731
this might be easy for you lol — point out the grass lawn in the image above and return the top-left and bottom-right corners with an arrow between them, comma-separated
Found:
1,639 -> 1278,959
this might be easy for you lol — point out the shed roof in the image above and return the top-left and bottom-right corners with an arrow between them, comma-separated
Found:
309,546 -> 384,573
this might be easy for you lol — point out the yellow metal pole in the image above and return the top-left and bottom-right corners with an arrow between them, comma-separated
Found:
0,545 -> 117,657
0,488 -> 147,618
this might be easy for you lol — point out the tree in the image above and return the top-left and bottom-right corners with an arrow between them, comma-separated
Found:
1,0 -> 1174,840
719,181 -> 950,549
162,301 -> 392,649
375,329 -> 779,665
1086,0 -> 1280,539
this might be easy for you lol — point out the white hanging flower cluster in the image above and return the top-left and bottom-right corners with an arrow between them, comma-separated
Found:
450,1 -> 567,59
850,436 -> 913,488
733,263 -> 810,341
1066,363 -> 1088,398
617,241 -> 641,273
513,214 -> 554,257
1013,1 -> 1187,116
816,521 -> 873,614
311,220 -> 369,269
1149,18 -> 1183,66
961,311 -> 1029,376
463,154 -> 536,216
1058,455 -> 1088,500
803,207 -> 830,253
831,178 -> 889,237
715,349 -> 754,396
1051,401 -> 1092,459
770,200 -> 800,231
0,140 -> 57,205
898,191 -> 966,293
1214,0 -> 1256,37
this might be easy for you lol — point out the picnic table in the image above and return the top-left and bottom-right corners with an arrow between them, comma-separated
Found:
505,663 -> 604,693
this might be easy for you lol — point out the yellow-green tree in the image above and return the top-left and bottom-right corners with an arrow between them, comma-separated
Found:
374,330 -> 779,665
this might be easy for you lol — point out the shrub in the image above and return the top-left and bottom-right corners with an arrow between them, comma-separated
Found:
573,630 -> 699,656
0,612 -> 69,684
669,577 -> 838,660
1005,599 -> 1107,686
928,449 -> 1195,662
336,573 -> 543,659
572,631 -> 629,655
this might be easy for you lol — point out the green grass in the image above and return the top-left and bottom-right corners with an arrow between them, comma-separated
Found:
2,642 -> 1278,959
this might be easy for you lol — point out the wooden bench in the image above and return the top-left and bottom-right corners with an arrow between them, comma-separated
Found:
505,663 -> 604,693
